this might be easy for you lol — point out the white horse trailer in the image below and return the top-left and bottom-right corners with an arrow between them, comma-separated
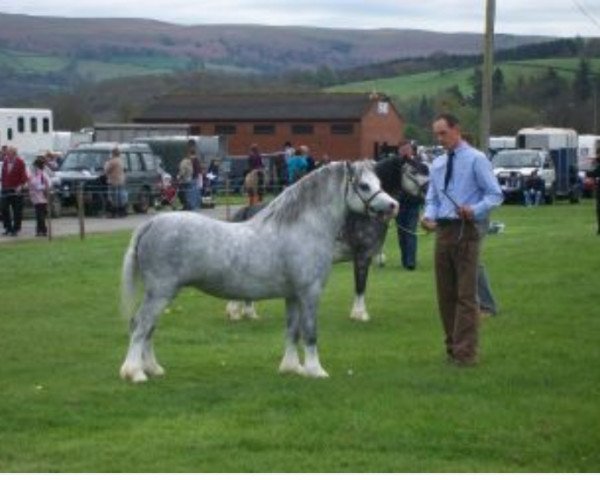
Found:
0,108 -> 54,155
577,134 -> 600,172
52,130 -> 93,154
489,136 -> 516,155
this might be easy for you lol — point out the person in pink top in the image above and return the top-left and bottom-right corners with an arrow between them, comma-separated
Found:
28,155 -> 51,236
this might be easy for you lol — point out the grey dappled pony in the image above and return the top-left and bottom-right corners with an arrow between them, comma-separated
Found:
120,160 -> 399,382
226,155 -> 430,322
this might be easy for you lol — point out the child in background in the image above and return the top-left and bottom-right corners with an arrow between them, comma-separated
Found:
28,155 -> 51,236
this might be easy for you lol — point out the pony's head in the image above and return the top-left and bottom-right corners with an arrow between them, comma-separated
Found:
345,161 -> 399,221
401,157 -> 429,198
375,156 -> 429,199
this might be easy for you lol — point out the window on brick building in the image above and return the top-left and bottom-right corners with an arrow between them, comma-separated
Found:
331,123 -> 354,135
291,124 -> 314,135
253,124 -> 275,135
214,125 -> 237,135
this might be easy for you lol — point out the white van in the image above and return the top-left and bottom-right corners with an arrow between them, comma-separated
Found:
492,149 -> 556,203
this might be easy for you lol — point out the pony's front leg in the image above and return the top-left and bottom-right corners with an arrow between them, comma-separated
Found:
299,291 -> 329,378
350,252 -> 371,322
279,297 -> 303,375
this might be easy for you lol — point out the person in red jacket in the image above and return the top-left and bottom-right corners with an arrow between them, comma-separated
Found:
1,146 -> 29,236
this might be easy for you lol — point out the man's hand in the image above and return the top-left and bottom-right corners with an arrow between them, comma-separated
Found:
420,217 -> 437,232
457,205 -> 474,221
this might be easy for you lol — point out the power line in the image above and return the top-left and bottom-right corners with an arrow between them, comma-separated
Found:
571,0 -> 600,32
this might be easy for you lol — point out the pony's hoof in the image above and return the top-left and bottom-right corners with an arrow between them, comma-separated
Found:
302,366 -> 330,378
131,371 -> 149,383
120,364 -> 148,383
278,361 -> 304,376
144,364 -> 165,377
350,310 -> 370,322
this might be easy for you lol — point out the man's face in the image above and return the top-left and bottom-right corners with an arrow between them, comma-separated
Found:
398,143 -> 413,158
432,119 -> 461,150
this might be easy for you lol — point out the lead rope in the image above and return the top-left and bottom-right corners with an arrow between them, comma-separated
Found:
396,223 -> 425,237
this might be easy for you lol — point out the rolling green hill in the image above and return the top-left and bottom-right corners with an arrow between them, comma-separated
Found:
329,57 -> 600,100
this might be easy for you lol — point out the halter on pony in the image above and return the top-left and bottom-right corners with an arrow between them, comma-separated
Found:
344,161 -> 389,217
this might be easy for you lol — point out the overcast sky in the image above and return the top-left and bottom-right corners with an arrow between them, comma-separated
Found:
1,0 -> 599,37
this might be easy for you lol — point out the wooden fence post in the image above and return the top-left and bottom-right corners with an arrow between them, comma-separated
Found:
224,176 -> 231,221
76,183 -> 85,240
47,190 -> 53,242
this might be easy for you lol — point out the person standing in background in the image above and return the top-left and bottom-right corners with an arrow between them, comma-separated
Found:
247,144 -> 265,203
28,155 -> 51,236
1,146 -> 28,236
104,147 -> 128,217
300,145 -> 315,173
396,141 -> 427,271
177,146 -> 200,210
286,148 -> 308,185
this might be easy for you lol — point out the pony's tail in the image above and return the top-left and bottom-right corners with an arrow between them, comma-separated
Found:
120,223 -> 149,320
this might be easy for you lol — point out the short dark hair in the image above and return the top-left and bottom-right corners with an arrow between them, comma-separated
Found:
434,113 -> 460,128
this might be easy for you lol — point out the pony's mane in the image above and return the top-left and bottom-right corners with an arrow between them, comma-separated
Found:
253,161 -> 373,227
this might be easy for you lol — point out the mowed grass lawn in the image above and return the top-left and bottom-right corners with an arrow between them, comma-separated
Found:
0,202 -> 599,472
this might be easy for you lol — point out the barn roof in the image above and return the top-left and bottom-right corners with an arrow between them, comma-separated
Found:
136,92 -> 388,122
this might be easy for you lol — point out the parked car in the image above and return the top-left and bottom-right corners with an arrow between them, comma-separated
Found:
492,149 -> 556,204
53,143 -> 162,215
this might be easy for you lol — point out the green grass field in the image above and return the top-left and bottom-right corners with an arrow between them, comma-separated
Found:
1,202 -> 599,472
329,57 -> 600,101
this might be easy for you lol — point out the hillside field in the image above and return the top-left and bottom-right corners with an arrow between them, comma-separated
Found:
329,57 -> 600,100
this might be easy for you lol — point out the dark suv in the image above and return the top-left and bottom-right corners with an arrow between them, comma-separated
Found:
54,143 -> 162,215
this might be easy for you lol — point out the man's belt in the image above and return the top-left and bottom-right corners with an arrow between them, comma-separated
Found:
436,218 -> 463,226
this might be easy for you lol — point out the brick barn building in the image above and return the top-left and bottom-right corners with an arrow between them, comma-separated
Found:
134,92 -> 405,160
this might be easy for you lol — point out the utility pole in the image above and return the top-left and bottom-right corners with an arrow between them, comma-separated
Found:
480,0 -> 495,155
594,76 -> 598,134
